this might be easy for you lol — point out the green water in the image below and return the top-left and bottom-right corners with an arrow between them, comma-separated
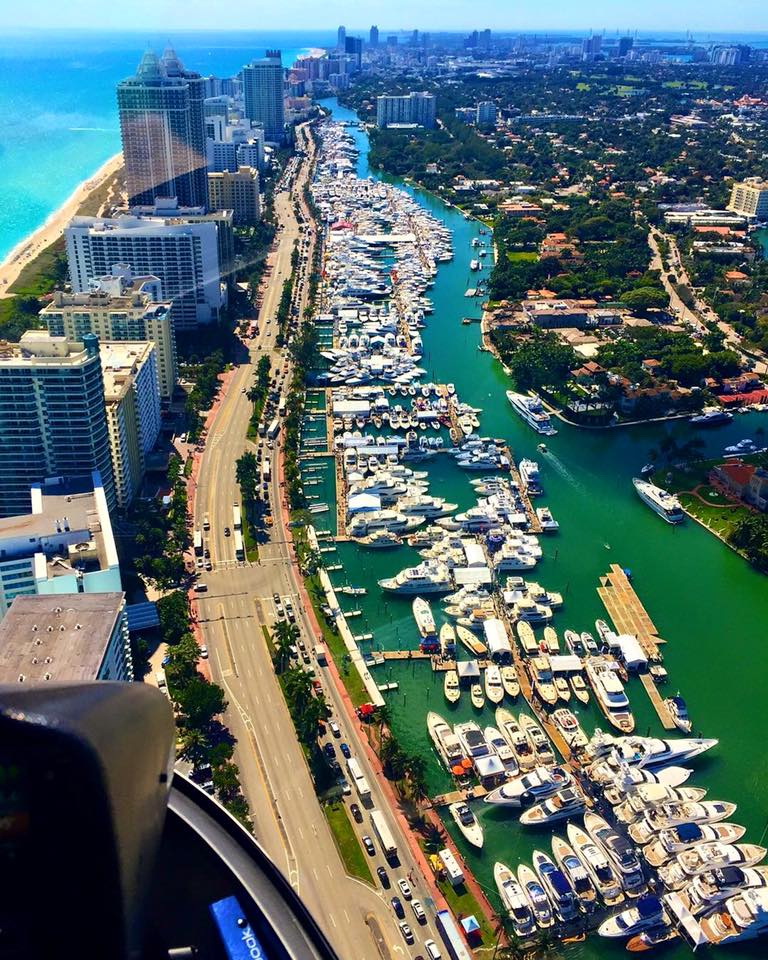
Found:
316,100 -> 768,959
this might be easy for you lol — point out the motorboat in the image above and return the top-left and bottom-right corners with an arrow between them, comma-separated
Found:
495,708 -> 536,772
586,731 -> 718,777
552,834 -> 598,910
519,713 -> 556,767
698,888 -> 768,946
554,677 -> 571,703
602,764 -> 694,805
585,812 -> 647,898
470,683 -> 485,709
494,863 -> 536,938
598,896 -> 666,939
567,823 -> 624,907
585,657 -> 635,733
516,621 -> 539,656
626,922 -> 679,952
665,695 -> 692,733
615,784 -> 708,823
413,597 -> 436,640
439,622 -> 456,657
506,391 -> 558,436
484,726 -> 518,773
532,850 -> 580,922
659,842 -> 767,889
543,626 -> 559,654
456,625 -> 487,656
529,656 -> 558,707
632,478 -> 685,524
518,864 -> 554,928
501,665 -> 520,699
449,802 -> 484,848
483,766 -> 570,808
536,507 -> 559,532
358,530 -> 402,548
570,675 -> 590,705
426,712 -> 464,768
678,866 -> 768,916
629,801 -> 739,845
552,708 -> 589,751
520,787 -> 587,826
444,670 -> 461,704
455,721 -> 492,761
378,560 -> 453,594
484,664 -> 505,705
582,631 -> 599,654
644,823 -> 747,868
564,630 -> 586,656
690,407 -> 733,427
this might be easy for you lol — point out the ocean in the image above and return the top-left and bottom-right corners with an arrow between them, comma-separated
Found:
0,30 -> 334,261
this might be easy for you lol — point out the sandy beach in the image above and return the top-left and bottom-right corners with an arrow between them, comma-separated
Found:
0,152 -> 123,297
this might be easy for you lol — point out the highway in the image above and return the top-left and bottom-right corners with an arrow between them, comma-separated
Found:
191,122 -> 444,960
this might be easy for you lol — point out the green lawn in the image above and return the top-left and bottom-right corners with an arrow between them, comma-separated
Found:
678,494 -> 741,540
576,82 -> 591,91
241,516 -> 259,562
323,802 -> 374,884
437,878 -> 495,944
506,251 -> 538,263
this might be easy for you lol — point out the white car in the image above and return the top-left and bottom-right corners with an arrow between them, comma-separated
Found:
397,878 -> 412,901
411,900 -> 426,924
398,921 -> 414,945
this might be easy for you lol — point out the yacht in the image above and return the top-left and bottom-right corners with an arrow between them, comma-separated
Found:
520,787 -> 587,826
632,478 -> 685,524
665,695 -> 692,733
532,850 -> 580,922
516,621 -> 539,656
690,407 -> 733,427
426,712 -> 464,768
470,683 -> 485,709
570,675 -> 590,705
519,713 -> 556,767
495,863 -> 536,938
484,726 -> 518,773
551,834 -> 598,910
449,802 -> 484,848
501,665 -> 520,699
564,629 -> 586,657
439,623 -> 457,657
519,459 -> 542,494
552,709 -> 589,751
678,866 -> 768,916
585,658 -> 635,733
567,823 -> 624,907
495,708 -> 536,772
615,784 -> 708,824
398,495 -> 457,519
698,888 -> 768,946
585,812 -> 648,898
586,731 -> 718,777
483,766 -> 570,807
659,842 -> 767,889
412,597 -> 436,640
455,721 -> 492,760
506,391 -> 558,436
629,801 -> 739,845
358,530 -> 402,548
598,896 -> 666,939
444,670 -> 461,704
456,625 -> 487,656
529,656 -> 558,706
603,764 -> 694,805
484,664 -> 505,705
543,626 -> 559,655
378,561 -> 453,594
348,511 -> 424,537
518,864 -> 554,928
644,823 -> 747,868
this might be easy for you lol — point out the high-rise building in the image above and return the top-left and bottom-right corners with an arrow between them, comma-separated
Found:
476,101 -> 497,127
207,167 -> 261,225
206,122 -> 265,172
728,178 -> 768,220
117,48 -> 207,209
376,92 -> 436,129
0,592 -> 132,682
0,333 -> 115,517
369,25 -> 379,46
100,341 -> 161,509
40,271 -> 177,399
337,25 -> 346,50
65,213 -> 225,331
242,51 -> 285,143
344,36 -> 363,70
581,35 -> 603,59
617,37 -> 634,57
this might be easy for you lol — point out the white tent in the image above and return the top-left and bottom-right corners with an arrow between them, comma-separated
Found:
347,493 -> 381,515
483,618 -> 512,662
614,634 -> 648,670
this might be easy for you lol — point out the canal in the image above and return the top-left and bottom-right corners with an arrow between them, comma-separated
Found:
315,98 -> 768,959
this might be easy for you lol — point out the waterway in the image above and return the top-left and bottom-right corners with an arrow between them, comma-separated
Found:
314,98 -> 768,959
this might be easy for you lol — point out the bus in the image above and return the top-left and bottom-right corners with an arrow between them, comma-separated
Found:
193,530 -> 203,556
232,503 -> 242,531
267,418 -> 280,440
233,530 -> 245,562
262,459 -> 271,483
369,810 -> 397,861
278,398 -> 287,417
345,757 -> 371,804
435,910 -> 472,960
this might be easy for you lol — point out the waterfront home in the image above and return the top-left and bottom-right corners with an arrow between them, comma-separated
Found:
711,461 -> 768,512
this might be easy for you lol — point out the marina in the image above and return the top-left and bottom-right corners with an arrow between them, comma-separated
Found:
305,100 -> 768,960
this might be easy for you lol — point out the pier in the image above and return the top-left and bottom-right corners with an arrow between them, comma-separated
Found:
507,449 -> 543,533
639,673 -> 676,731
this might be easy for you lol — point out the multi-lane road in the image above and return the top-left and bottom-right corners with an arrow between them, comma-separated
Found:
190,123 -> 444,960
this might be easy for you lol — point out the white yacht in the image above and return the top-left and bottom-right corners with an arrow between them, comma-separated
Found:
483,766 -> 570,807
632,478 -> 685,524
585,658 -> 635,733
398,495 -> 457,519
532,850 -> 580,922
496,708 -> 536,772
644,823 -> 747,868
586,731 -> 718,777
455,720 -> 493,760
449,802 -> 484,848
439,622 -> 457,657
699,888 -> 768,946
484,726 -> 518,772
629,801 -> 739,845
444,670 -> 461,704
520,787 -> 587,826
615,784 -> 708,823
358,530 -> 402,548
426,712 -> 464,768
603,763 -> 694,805
347,510 -> 424,537
598,896 -> 666,938
378,561 -> 453,594
551,835 -> 598,910
518,864 -> 554,929
659,842 -> 767,889
484,664 -> 505,705
678,866 -> 768,916
495,863 -> 537,938
506,391 -> 558,436
412,597 -> 436,640
567,823 -> 624,907
585,812 -> 648,898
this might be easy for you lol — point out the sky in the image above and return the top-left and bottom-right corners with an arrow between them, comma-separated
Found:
2,0 -> 767,33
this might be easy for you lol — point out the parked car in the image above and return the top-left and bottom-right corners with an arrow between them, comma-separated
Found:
397,879 -> 412,901
399,922 -> 414,945
329,721 -> 340,738
411,900 -> 426,924
224,527 -> 231,537
362,835 -> 375,856
349,803 -> 363,824
376,866 -> 390,888
323,743 -> 335,759
340,742 -> 351,759
390,897 -> 404,919
199,645 -> 208,660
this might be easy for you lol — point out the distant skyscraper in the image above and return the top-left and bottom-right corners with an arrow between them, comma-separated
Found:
345,36 -> 363,70
242,51 -> 285,144
376,92 -> 436,129
476,101 -> 497,127
337,25 -> 347,50
617,37 -> 634,57
369,25 -> 379,46
117,48 -> 207,209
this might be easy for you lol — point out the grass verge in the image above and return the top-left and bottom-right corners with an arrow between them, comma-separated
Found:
242,516 -> 259,562
323,802 -> 374,884
437,878 -> 495,944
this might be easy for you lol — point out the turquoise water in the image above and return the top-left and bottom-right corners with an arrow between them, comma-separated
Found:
0,31 -> 332,261
318,98 -> 768,959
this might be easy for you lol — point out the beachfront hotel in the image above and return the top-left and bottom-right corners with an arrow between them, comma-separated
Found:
242,51 -> 286,144
117,47 -> 208,209
0,332 -> 115,517
207,166 -> 261,225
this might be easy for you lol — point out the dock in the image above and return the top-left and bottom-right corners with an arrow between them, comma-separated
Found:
597,565 -> 663,660
507,450 -> 543,534
639,674 -> 676,730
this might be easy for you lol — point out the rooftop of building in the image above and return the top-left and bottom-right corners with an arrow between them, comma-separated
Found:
0,331 -> 97,366
42,275 -> 170,314
100,341 -> 155,402
0,592 -> 124,684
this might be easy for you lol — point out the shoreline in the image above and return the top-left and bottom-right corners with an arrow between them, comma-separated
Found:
0,152 -> 123,297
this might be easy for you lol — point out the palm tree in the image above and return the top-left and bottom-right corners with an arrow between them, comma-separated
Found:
273,621 -> 299,673
421,821 -> 447,853
178,727 -> 212,767
376,702 -> 392,737
405,754 -> 428,800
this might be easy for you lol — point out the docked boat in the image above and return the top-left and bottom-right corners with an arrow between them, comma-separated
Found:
554,677 -> 571,703
603,765 -> 694,805
470,683 -> 485,710
516,621 -> 539,656
520,787 -> 587,826
585,812 -> 647,898
456,625 -> 487,656
501,665 -> 520,699
455,720 -> 492,761
678,865 -> 768,916
413,597 -> 437,641
483,766 -> 570,808
582,631 -> 599,654
518,864 -> 554,928
698,888 -> 768,946
427,712 -> 464,768
532,850 -> 580,922
484,664 -> 505,705
552,708 -> 589,751
358,530 -> 402,548
439,622 -> 457,657
632,478 -> 685,524
496,708 -> 536,772
690,407 -> 733,427
378,560 -> 453,594
665,695 -> 692,733
564,629 -> 586,656
644,823 -> 747,868
659,842 -> 767,889
586,731 -> 718,777
585,657 -> 635,733
570,675 -> 590,705
536,506 -> 559,532
449,801 -> 484,848
615,784 -> 708,824
626,923 -> 679,952
567,823 -> 624,907
598,896 -> 666,939
552,834 -> 598,910
494,863 -> 536,938
444,670 -> 461,704
506,391 -> 558,436
543,626 -> 559,654
519,713 -> 556,767
529,656 -> 558,707
629,800 -> 739,845
484,726 -> 518,773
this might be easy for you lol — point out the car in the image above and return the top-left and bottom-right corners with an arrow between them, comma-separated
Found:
390,897 -> 404,919
204,548 -> 210,559
323,742 -> 335,759
273,593 -> 280,603
196,558 -> 204,569
397,879 -> 412,901
200,645 -> 208,660
411,900 -> 426,924
340,742 -> 351,759
338,778 -> 351,796
329,758 -> 341,774
349,803 -> 363,824
301,651 -> 311,665
376,866 -> 390,888
362,835 -> 375,856
424,940 -> 442,960
399,922 -> 414,945
224,527 -> 231,537
205,561 -> 212,571
329,721 -> 340,738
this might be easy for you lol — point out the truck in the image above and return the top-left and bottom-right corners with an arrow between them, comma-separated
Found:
267,418 -> 280,440
193,530 -> 203,556
233,530 -> 245,562
278,398 -> 287,417
262,458 -> 271,483
232,503 -> 242,531
345,757 -> 371,804
369,810 -> 397,860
